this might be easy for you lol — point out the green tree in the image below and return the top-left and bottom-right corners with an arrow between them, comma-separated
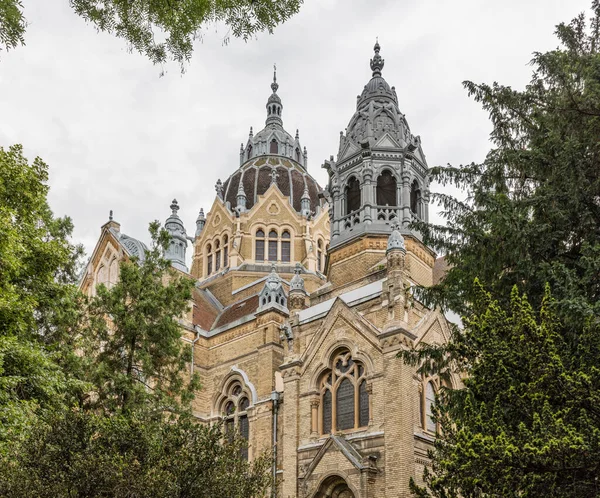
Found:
0,409 -> 272,497
82,222 -> 198,417
0,144 -> 83,452
404,2 -> 600,496
1,0 -> 303,68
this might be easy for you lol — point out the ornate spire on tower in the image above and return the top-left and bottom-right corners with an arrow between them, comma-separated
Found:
266,63 -> 283,127
370,39 -> 384,77
164,199 -> 189,273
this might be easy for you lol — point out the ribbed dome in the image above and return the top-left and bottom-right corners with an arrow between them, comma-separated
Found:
221,156 -> 322,214
342,42 -> 411,150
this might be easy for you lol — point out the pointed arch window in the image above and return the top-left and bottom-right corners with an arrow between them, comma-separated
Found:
319,351 -> 369,434
424,381 -> 436,433
206,244 -> 213,275
281,230 -> 291,263
376,170 -> 397,206
345,176 -> 361,215
255,229 -> 265,262
247,144 -> 253,160
215,239 -> 221,272
268,230 -> 278,262
411,180 -> 421,217
295,147 -> 301,163
317,239 -> 324,272
270,139 -> 278,154
223,235 -> 229,268
221,382 -> 251,460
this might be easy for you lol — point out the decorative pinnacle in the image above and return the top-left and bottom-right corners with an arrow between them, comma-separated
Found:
197,208 -> 205,220
370,39 -> 384,77
215,179 -> 223,198
270,168 -> 279,185
109,210 -> 113,221
271,63 -> 279,93
249,126 -> 253,137
170,199 -> 179,214
295,129 -> 299,140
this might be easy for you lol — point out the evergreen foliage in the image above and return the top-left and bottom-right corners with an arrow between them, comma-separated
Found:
0,0 -> 303,68
0,145 -> 271,496
81,222 -> 199,417
404,3 -> 600,496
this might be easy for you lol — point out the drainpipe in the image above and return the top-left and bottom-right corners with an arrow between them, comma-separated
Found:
270,390 -> 281,498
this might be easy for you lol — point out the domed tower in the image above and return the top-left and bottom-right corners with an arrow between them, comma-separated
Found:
323,42 -> 433,286
190,68 -> 330,307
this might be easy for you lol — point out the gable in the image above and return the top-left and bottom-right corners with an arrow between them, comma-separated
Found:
338,141 -> 360,162
374,132 -> 401,149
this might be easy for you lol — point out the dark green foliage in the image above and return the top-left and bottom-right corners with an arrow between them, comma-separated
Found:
81,222 -> 199,418
0,145 -> 271,495
1,0 -> 303,68
403,3 -> 600,496
0,144 -> 84,452
0,409 -> 272,497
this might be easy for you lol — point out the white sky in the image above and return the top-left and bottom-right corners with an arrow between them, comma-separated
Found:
0,0 -> 591,260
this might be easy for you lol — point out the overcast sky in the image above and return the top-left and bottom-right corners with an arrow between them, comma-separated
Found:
0,0 -> 591,261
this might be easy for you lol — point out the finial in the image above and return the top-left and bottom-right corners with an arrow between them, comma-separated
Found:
197,207 -> 205,219
170,199 -> 179,214
370,39 -> 384,77
109,210 -> 113,221
271,63 -> 279,93
295,129 -> 299,140
270,168 -> 279,185
249,126 -> 253,137
215,179 -> 224,199
387,220 -> 406,253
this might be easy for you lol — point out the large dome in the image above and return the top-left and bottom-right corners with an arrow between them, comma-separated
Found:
221,156 -> 321,214
218,68 -> 323,215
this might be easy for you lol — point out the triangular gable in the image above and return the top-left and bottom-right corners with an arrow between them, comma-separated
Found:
413,308 -> 451,347
374,132 -> 401,149
300,435 -> 369,480
247,183 -> 303,222
300,298 -> 382,375
338,141 -> 360,162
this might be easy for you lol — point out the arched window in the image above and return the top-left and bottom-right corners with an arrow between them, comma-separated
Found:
376,170 -> 397,206
320,351 -> 368,433
281,231 -> 291,263
411,180 -> 421,216
223,235 -> 229,268
206,244 -> 213,275
255,230 -> 265,262
247,144 -> 253,160
221,381 -> 251,460
295,148 -> 301,163
268,230 -> 278,262
345,176 -> 361,215
424,381 -> 436,433
215,239 -> 221,272
317,239 -> 323,272
270,139 -> 278,154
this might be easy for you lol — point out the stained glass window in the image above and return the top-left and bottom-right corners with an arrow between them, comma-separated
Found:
336,378 -> 355,431
281,231 -> 291,262
322,389 -> 332,434
359,380 -> 369,428
425,381 -> 436,432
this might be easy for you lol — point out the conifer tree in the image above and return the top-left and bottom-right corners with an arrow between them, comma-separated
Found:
405,3 -> 600,496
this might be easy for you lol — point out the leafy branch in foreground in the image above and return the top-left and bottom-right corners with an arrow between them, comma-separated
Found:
1,0 -> 303,69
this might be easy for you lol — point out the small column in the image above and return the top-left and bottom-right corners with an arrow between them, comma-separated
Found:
401,171 -> 411,227
361,160 -> 374,224
310,397 -> 320,438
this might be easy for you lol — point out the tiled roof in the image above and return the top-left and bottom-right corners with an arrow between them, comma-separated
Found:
433,256 -> 450,285
213,294 -> 260,329
192,288 -> 220,330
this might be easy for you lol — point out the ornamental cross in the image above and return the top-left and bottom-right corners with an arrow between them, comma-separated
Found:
390,220 -> 401,232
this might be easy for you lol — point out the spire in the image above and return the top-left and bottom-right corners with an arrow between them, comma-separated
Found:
164,199 -> 189,273
266,64 -> 283,127
387,220 -> 406,253
370,39 -> 384,77
237,181 -> 247,213
271,63 -> 279,93
109,210 -> 113,221
195,208 -> 205,237
290,263 -> 306,293
301,185 -> 311,217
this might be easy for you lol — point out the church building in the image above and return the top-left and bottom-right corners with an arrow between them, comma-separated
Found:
80,42 -> 457,498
